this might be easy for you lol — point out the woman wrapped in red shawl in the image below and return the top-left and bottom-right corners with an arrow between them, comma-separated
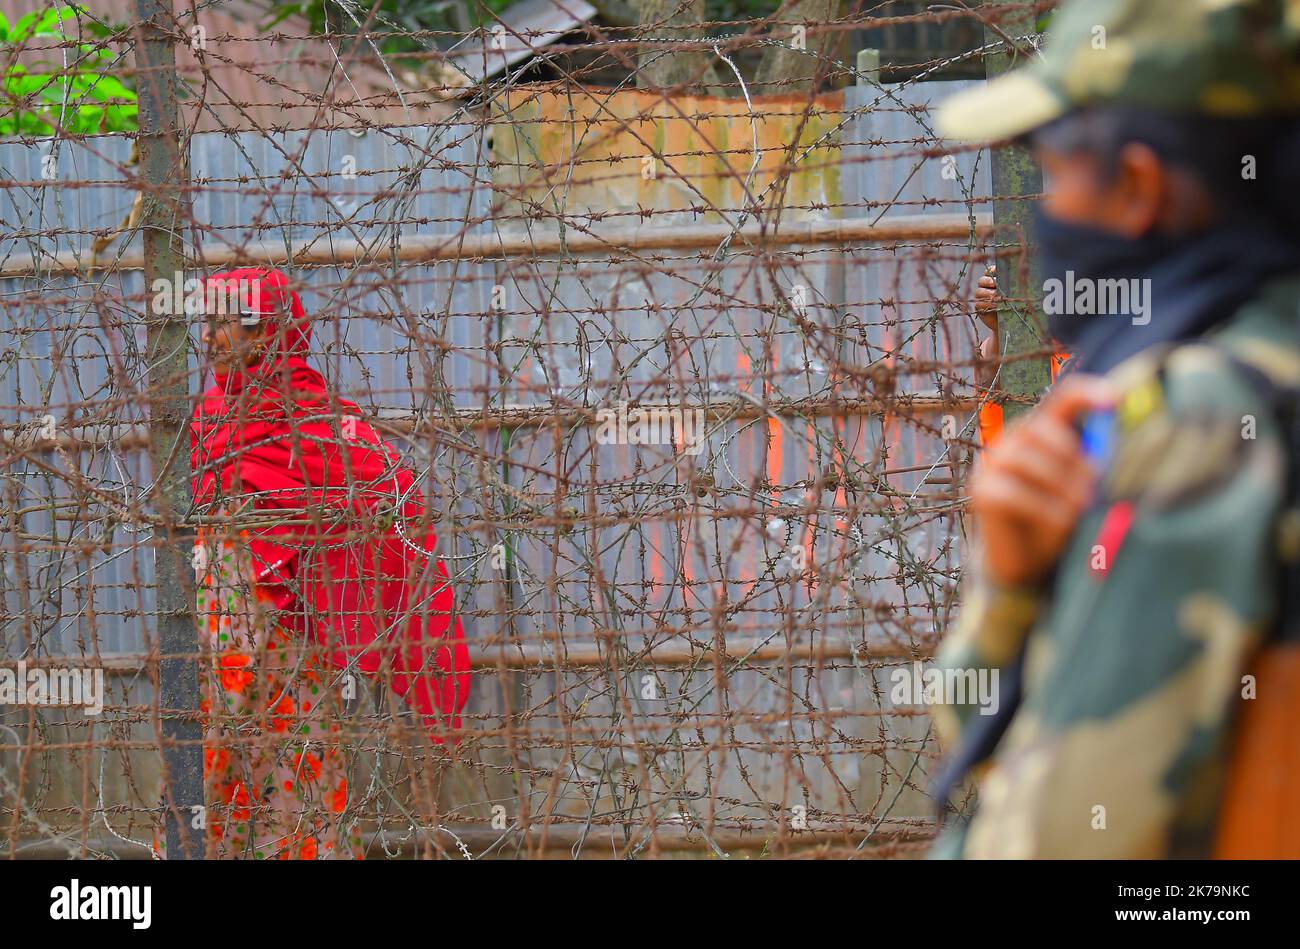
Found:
188,267 -> 469,859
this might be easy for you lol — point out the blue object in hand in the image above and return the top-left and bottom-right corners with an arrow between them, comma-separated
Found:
1080,409 -> 1117,466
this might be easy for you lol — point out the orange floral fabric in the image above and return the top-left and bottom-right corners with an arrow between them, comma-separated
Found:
192,530 -> 363,860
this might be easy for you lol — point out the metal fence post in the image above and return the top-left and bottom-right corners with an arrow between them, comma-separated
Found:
855,48 -> 881,86
983,1 -> 1050,420
134,0 -> 203,858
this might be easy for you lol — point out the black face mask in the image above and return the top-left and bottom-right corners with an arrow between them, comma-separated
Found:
1033,208 -> 1183,351
1030,207 -> 1300,373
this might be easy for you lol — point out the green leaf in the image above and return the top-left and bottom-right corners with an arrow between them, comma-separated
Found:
79,73 -> 133,102
6,71 -> 54,96
34,5 -> 80,36
17,111 -> 53,135
39,83 -> 75,107
69,103 -> 103,133
103,102 -> 136,132
260,2 -> 304,30
76,42 -> 113,62
83,19 -> 123,40
9,10 -> 43,42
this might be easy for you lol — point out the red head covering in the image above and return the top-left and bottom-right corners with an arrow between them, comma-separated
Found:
191,267 -> 470,743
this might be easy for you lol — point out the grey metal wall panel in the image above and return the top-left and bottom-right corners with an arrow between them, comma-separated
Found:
1,86 -> 984,832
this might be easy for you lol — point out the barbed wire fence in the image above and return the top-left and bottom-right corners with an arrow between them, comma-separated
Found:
0,0 -> 1054,858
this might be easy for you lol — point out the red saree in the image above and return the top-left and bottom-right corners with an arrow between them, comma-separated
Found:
189,267 -> 470,744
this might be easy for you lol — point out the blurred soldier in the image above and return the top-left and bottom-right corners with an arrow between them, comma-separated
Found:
930,0 -> 1300,858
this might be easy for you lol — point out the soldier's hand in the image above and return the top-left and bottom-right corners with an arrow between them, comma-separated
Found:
975,265 -> 1000,331
969,376 -> 1116,587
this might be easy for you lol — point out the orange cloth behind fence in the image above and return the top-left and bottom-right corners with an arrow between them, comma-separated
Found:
978,352 -> 1071,446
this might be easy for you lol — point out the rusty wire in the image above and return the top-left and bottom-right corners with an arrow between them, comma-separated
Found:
0,0 -> 1055,859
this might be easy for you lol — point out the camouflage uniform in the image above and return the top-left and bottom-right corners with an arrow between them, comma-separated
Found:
938,0 -> 1300,144
929,0 -> 1300,858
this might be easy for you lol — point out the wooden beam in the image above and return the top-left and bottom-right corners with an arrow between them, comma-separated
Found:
71,636 -> 932,673
0,212 -> 992,278
2,393 -> 979,451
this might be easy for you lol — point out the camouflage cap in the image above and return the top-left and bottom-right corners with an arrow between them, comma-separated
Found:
937,0 -> 1300,143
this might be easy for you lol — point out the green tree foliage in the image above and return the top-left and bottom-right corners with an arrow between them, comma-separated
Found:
0,4 -> 137,136
265,0 -> 518,63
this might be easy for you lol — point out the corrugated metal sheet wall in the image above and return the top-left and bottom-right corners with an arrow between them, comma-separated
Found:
0,80 -> 994,850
